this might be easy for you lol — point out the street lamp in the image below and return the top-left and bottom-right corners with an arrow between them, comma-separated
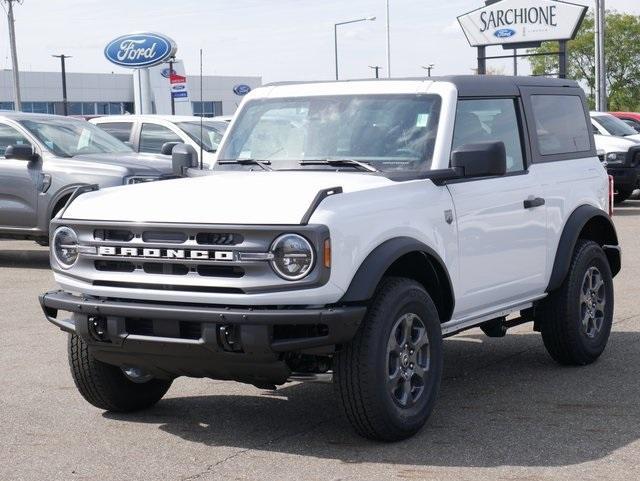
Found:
369,65 -> 382,79
334,16 -> 376,80
421,64 -> 435,77
52,54 -> 72,116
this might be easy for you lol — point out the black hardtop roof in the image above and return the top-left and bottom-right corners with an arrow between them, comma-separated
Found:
265,75 -> 580,97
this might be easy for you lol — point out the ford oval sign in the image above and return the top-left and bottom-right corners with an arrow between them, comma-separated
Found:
494,28 -> 516,39
233,84 -> 252,96
104,32 -> 177,68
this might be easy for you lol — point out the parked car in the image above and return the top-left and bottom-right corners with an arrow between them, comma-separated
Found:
90,115 -> 227,166
41,76 -> 620,442
594,133 -> 640,203
610,112 -> 640,133
590,111 -> 640,141
0,112 -> 172,245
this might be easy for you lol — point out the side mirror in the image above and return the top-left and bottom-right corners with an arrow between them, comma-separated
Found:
161,141 -> 179,156
451,141 -> 507,178
5,144 -> 37,161
171,143 -> 198,177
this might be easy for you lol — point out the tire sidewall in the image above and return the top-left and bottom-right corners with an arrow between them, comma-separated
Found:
366,281 -> 443,434
566,244 -> 614,357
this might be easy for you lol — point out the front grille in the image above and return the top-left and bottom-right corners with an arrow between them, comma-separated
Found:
142,231 -> 187,244
94,260 -> 136,272
94,229 -> 134,242
143,263 -> 189,276
196,232 -> 243,245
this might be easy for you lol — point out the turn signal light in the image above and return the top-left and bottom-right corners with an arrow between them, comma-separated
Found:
323,239 -> 331,269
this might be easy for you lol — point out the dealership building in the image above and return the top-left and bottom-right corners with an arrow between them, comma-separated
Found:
0,69 -> 261,117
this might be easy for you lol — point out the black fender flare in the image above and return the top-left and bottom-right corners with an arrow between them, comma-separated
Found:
546,205 -> 620,292
339,237 -> 454,321
47,184 -> 86,221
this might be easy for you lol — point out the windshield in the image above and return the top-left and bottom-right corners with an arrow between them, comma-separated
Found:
594,114 -> 638,137
216,95 -> 441,173
19,118 -> 133,157
176,121 -> 226,152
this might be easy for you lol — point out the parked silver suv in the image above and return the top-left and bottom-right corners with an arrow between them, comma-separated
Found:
0,112 -> 172,245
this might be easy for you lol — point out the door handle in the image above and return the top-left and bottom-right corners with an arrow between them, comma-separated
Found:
523,197 -> 545,209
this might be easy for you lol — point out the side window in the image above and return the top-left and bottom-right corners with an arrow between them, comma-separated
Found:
0,123 -> 31,158
139,123 -> 182,153
96,122 -> 133,143
452,98 -> 524,173
530,95 -> 591,156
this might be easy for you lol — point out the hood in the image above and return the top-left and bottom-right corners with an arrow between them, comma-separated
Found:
593,134 -> 639,153
63,171 -> 395,225
71,152 -> 173,174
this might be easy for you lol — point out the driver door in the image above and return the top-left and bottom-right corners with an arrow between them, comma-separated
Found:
0,122 -> 39,228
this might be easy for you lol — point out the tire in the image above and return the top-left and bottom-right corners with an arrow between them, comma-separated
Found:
538,240 -> 614,366
68,334 -> 172,412
334,277 -> 443,441
614,188 -> 633,204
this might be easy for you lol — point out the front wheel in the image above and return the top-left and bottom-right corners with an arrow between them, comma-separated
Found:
538,240 -> 614,365
334,277 -> 443,441
68,334 -> 172,412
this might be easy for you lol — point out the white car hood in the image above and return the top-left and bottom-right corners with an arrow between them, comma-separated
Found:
63,171 -> 395,225
593,134 -> 638,152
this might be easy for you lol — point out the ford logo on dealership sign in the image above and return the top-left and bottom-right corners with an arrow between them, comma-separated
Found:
105,32 -> 177,68
233,84 -> 252,96
494,28 -> 516,38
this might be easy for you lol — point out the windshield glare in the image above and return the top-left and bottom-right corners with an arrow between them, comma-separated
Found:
595,114 -> 638,137
19,118 -> 133,157
216,95 -> 441,173
176,121 -> 226,152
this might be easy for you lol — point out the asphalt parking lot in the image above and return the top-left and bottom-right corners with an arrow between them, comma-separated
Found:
1,203 -> 639,481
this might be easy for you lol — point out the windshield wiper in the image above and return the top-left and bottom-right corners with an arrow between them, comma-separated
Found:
299,159 -> 379,172
217,159 -> 273,171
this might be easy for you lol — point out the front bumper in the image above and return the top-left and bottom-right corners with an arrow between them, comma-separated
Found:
40,290 -> 366,385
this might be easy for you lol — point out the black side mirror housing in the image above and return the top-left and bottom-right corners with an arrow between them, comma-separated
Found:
171,143 -> 198,177
161,141 -> 180,156
5,144 -> 37,161
451,141 -> 507,178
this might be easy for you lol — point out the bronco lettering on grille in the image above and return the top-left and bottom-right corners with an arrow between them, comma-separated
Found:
97,246 -> 234,261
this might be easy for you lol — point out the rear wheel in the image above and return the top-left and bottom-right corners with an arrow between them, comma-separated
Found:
334,277 -> 443,441
538,240 -> 614,365
68,334 -> 172,412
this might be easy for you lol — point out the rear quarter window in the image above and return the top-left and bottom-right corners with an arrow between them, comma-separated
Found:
530,95 -> 591,156
96,122 -> 133,143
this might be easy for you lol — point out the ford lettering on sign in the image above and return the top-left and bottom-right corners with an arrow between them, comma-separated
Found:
458,0 -> 587,47
233,84 -> 252,96
494,28 -> 516,38
104,32 -> 177,68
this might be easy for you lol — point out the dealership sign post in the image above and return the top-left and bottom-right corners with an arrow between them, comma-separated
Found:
458,0 -> 587,77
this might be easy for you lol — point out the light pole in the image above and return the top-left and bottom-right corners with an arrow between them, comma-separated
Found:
421,64 -> 435,77
3,0 -> 21,110
386,0 -> 391,78
594,0 -> 607,111
369,65 -> 382,78
334,16 -> 376,80
52,54 -> 71,116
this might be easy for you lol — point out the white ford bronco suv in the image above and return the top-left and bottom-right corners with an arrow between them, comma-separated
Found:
41,76 -> 620,441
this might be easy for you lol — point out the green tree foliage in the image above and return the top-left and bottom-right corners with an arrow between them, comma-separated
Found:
528,11 -> 640,111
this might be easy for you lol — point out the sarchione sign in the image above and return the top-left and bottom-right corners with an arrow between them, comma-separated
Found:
458,0 -> 587,47
104,32 -> 177,68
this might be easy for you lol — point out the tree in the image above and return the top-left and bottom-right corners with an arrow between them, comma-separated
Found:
528,11 -> 640,111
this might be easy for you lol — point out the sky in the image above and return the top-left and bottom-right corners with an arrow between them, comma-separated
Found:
1,0 -> 639,83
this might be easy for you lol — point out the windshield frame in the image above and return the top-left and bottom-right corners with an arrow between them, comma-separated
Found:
18,117 -> 133,158
215,94 -> 442,177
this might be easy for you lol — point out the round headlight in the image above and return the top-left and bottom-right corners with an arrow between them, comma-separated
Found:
53,227 -> 79,269
270,234 -> 315,280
